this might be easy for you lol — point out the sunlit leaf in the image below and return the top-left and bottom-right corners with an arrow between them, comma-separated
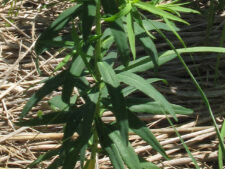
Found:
126,12 -> 136,60
127,98 -> 193,115
104,2 -> 132,22
117,72 -> 177,121
134,1 -> 188,24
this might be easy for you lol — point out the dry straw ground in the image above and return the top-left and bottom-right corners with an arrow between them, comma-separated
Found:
0,0 -> 225,168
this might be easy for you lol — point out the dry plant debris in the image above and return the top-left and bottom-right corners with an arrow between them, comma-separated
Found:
0,0 -> 225,168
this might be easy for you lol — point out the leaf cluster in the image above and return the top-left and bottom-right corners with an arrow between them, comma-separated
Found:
18,0 -> 225,168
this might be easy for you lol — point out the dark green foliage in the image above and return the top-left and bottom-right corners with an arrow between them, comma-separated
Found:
20,1 -> 225,168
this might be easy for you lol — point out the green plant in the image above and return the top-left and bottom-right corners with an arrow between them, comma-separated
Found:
18,0 -> 225,168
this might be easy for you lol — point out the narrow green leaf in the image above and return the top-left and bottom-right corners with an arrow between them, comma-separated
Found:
131,7 -> 156,40
62,72 -> 75,104
127,98 -> 193,115
61,138 -> 83,169
107,126 -> 141,169
21,71 -> 67,119
62,92 -> 97,169
62,72 -> 89,104
55,50 -> 75,71
134,1 -> 188,24
126,12 -> 136,60
69,55 -> 85,76
103,52 -> 117,66
110,20 -> 130,66
62,105 -> 90,145
142,19 -> 180,31
116,54 -> 177,73
139,157 -> 160,169
164,17 -> 185,47
47,158 -> 62,169
27,147 -> 61,168
117,72 -> 177,121
104,3 -> 132,22
118,46 -> 225,73
159,5 -> 200,14
101,35 -> 114,57
122,78 -> 165,96
218,120 -> 225,169
128,111 -> 167,159
96,118 -> 126,169
102,0 -> 130,66
71,24 -> 94,77
134,22 -> 158,68
81,1 -> 96,40
49,95 -> 77,111
18,111 -> 69,126
160,47 -> 225,58
98,62 -> 119,87
98,62 -> 129,145
37,34 -> 74,46
80,143 -> 88,168
35,4 -> 81,55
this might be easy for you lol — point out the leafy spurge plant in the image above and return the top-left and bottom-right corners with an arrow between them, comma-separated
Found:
18,0 -> 225,168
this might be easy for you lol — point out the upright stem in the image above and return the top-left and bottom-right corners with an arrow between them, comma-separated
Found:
95,0 -> 102,81
90,0 -> 101,166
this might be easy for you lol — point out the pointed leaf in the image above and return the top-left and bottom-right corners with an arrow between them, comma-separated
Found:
98,62 -> 129,145
134,22 -> 158,68
35,4 -> 82,55
134,2 -> 188,24
62,91 -> 97,169
117,72 -> 177,120
49,95 -> 77,111
160,46 -> 225,57
55,50 -> 75,71
28,147 -> 61,168
96,118 -> 126,169
116,54 -> 177,73
143,19 -> 180,32
102,0 -> 130,66
107,126 -> 141,169
104,3 -> 132,22
126,12 -> 136,60
128,111 -> 168,159
160,5 -> 200,14
18,111 -> 69,126
122,78 -> 166,97
21,71 -> 67,119
127,98 -> 193,115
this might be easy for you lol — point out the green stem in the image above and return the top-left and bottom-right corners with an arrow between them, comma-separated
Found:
95,0 -> 102,81
90,83 -> 102,166
90,127 -> 98,160
156,27 -> 225,164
